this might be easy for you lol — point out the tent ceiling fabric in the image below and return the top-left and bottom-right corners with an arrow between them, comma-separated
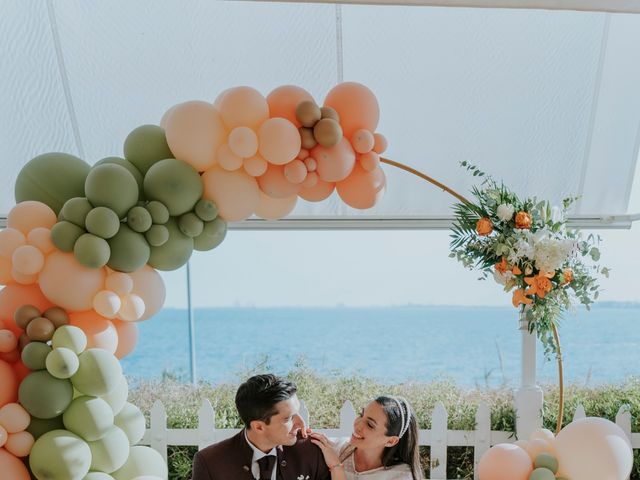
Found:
1,1 -> 640,226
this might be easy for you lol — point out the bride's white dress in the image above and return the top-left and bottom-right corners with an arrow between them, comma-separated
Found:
330,438 -> 413,479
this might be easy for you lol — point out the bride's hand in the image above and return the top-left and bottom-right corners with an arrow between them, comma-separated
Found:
308,432 -> 340,468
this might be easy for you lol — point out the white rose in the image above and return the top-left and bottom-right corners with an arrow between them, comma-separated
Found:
496,204 -> 515,222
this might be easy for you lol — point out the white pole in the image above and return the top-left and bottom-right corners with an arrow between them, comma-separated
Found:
515,308 -> 543,440
186,261 -> 197,385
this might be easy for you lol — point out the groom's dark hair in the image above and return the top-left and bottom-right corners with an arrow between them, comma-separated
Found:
236,374 -> 298,428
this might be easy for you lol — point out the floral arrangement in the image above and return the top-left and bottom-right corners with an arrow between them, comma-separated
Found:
450,162 -> 608,353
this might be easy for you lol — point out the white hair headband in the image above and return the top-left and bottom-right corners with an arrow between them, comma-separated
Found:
391,396 -> 411,438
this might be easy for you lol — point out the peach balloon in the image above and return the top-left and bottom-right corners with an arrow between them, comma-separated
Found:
297,149 -> 309,160
203,165 -> 260,221
256,164 -> 301,199
129,265 -> 166,321
243,155 -> 269,177
255,192 -> 297,221
514,440 -> 529,450
39,251 -> 107,312
373,133 -> 388,154
478,444 -> 532,480
336,163 -> 386,210
0,228 -> 26,258
284,160 -> 307,184
7,201 -> 57,234
304,157 -> 317,172
213,88 -> 231,110
26,228 -> 54,254
351,129 -> 375,154
324,82 -> 380,138
12,245 -> 44,276
93,290 -> 121,318
12,361 -> 29,384
10,268 -> 37,286
0,447 -> 30,479
106,272 -> 134,296
258,118 -> 302,165
360,151 -> 380,172
159,104 -> 177,129
302,172 -> 319,189
0,360 -> 17,407
0,330 -> 17,353
0,257 -> 12,285
119,294 -> 145,321
217,143 -> 243,171
218,86 -> 269,130
525,438 -> 555,460
0,403 -> 30,433
5,431 -> 34,457
164,100 -> 227,172
112,319 -> 139,359
299,177 -> 335,202
69,310 -> 118,354
266,85 -> 315,127
0,350 -> 19,363
312,137 -> 356,183
0,427 -> 6,447
529,428 -> 555,443
228,126 -> 259,158
0,283 -> 53,333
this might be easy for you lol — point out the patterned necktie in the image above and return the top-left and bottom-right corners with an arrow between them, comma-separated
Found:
257,455 -> 276,480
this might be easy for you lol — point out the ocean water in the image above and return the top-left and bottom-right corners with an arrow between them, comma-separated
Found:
121,305 -> 640,387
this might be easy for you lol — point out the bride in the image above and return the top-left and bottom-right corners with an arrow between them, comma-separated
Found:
309,396 -> 423,480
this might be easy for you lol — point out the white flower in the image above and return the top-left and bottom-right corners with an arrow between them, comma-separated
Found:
496,204 -> 515,222
551,206 -> 564,224
493,270 -> 514,285
533,237 -> 574,273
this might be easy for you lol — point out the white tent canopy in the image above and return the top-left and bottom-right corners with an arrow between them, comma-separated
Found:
2,1 -> 640,228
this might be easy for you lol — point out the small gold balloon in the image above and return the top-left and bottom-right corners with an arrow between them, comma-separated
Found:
313,119 -> 342,148
26,317 -> 55,342
299,127 -> 317,150
43,307 -> 69,328
296,101 -> 321,128
320,106 -> 339,122
18,333 -> 31,351
14,305 -> 41,329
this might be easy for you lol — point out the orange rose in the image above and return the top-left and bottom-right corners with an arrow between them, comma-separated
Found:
476,217 -> 493,236
562,268 -> 573,284
515,211 -> 532,229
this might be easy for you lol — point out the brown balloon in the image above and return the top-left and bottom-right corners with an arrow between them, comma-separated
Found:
320,106 -> 340,122
295,101 -> 321,128
26,317 -> 55,342
43,307 -> 70,328
313,119 -> 343,148
299,127 -> 317,150
18,333 -> 31,351
14,305 -> 41,330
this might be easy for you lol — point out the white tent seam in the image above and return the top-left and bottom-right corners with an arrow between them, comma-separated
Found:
335,4 -> 345,84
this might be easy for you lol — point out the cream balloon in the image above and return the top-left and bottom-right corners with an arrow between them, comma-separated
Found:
128,265 -> 165,321
478,443 -> 532,480
93,290 -> 122,318
217,86 -> 269,130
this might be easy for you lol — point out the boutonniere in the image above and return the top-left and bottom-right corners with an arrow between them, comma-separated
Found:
297,476 -> 310,480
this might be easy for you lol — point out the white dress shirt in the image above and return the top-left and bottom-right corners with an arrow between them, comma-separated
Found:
245,430 -> 278,480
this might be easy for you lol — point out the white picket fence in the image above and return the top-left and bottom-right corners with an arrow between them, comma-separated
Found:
140,400 -> 638,480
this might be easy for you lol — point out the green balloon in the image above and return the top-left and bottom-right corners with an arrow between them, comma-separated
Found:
63,396 -> 114,442
127,206 -> 152,233
194,218 -> 227,251
74,233 -> 111,269
71,349 -> 123,396
143,158 -> 203,216
29,429 -> 91,480
26,415 -> 65,440
178,212 -> 204,237
61,197 -> 93,227
528,467 -> 556,480
145,200 -> 169,224
85,164 -> 139,219
100,376 -> 129,416
88,426 -> 130,473
148,218 -> 194,271
52,325 -> 87,354
107,224 -> 150,273
112,446 -> 168,480
114,402 -> 146,445
194,198 -> 218,221
15,152 -> 91,214
21,341 -> 52,370
85,207 -> 121,239
51,221 -> 85,253
19,371 -> 73,419
534,453 -> 558,473
145,224 -> 169,247
123,125 -> 173,175
96,156 -> 144,199
46,348 -> 80,379
84,473 -> 115,480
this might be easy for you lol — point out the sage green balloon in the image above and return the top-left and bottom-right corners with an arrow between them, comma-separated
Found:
88,426 -> 130,473
194,218 -> 227,251
27,415 -> 65,440
61,197 -> 94,227
194,198 -> 218,221
528,467 -> 556,480
22,341 -> 52,370
114,402 -> 146,445
46,347 -> 80,379
107,224 -> 150,273
29,429 -> 91,480
52,325 -> 87,354
96,156 -> 144,198
178,212 -> 204,237
63,396 -> 114,442
85,207 -> 121,239
15,152 -> 91,214
143,158 -> 203,216
100,376 -> 129,415
127,206 -> 152,233
534,453 -> 558,473
84,473 -> 115,480
85,164 -> 139,219
51,221 -> 86,252
112,446 -> 168,480
145,224 -> 169,247
74,233 -> 111,269
123,125 -> 173,175
71,349 -> 123,396
148,218 -> 193,271
145,200 -> 169,224
19,371 -> 73,419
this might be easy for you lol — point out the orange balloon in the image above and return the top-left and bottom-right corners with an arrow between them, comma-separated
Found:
373,133 -> 388,154
202,165 -> 260,222
256,164 -> 301,199
299,177 -> 335,202
255,192 -> 297,221
312,137 -> 356,182
351,129 -> 375,154
0,257 -> 12,285
336,164 -> 386,209
218,86 -> 269,130
12,361 -> 30,384
283,160 -> 307,184
128,265 -> 166,321
0,447 -> 30,479
112,319 -> 139,359
359,151 -> 380,172
0,330 -> 17,353
0,360 -> 17,407
69,311 -> 118,354
266,85 -> 315,128
7,201 -> 57,235
0,350 -> 19,364
323,82 -> 380,138
258,118 -> 301,165
0,283 -> 53,333
478,444 -> 532,480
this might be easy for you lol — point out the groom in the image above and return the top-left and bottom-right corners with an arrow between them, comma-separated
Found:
192,374 -> 330,480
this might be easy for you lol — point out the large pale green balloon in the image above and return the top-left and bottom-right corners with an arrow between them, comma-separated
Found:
84,473 -> 115,480
123,125 -> 173,175
63,396 -> 114,441
27,415 -> 65,440
194,218 -> 227,251
29,429 -> 91,480
15,152 -> 91,214
148,218 -> 193,271
85,164 -> 139,219
71,349 -> 123,396
61,197 -> 93,227
52,325 -> 87,354
100,376 -> 129,415
85,207 -> 121,239
51,221 -> 85,252
114,402 -> 146,445
19,371 -> 73,419
534,453 -> 558,473
22,341 -> 52,370
528,467 -> 556,480
112,446 -> 168,480
74,233 -> 111,269
107,224 -> 150,273
46,347 -> 80,379
143,158 -> 203,216
88,426 -> 130,473
96,156 -> 144,198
